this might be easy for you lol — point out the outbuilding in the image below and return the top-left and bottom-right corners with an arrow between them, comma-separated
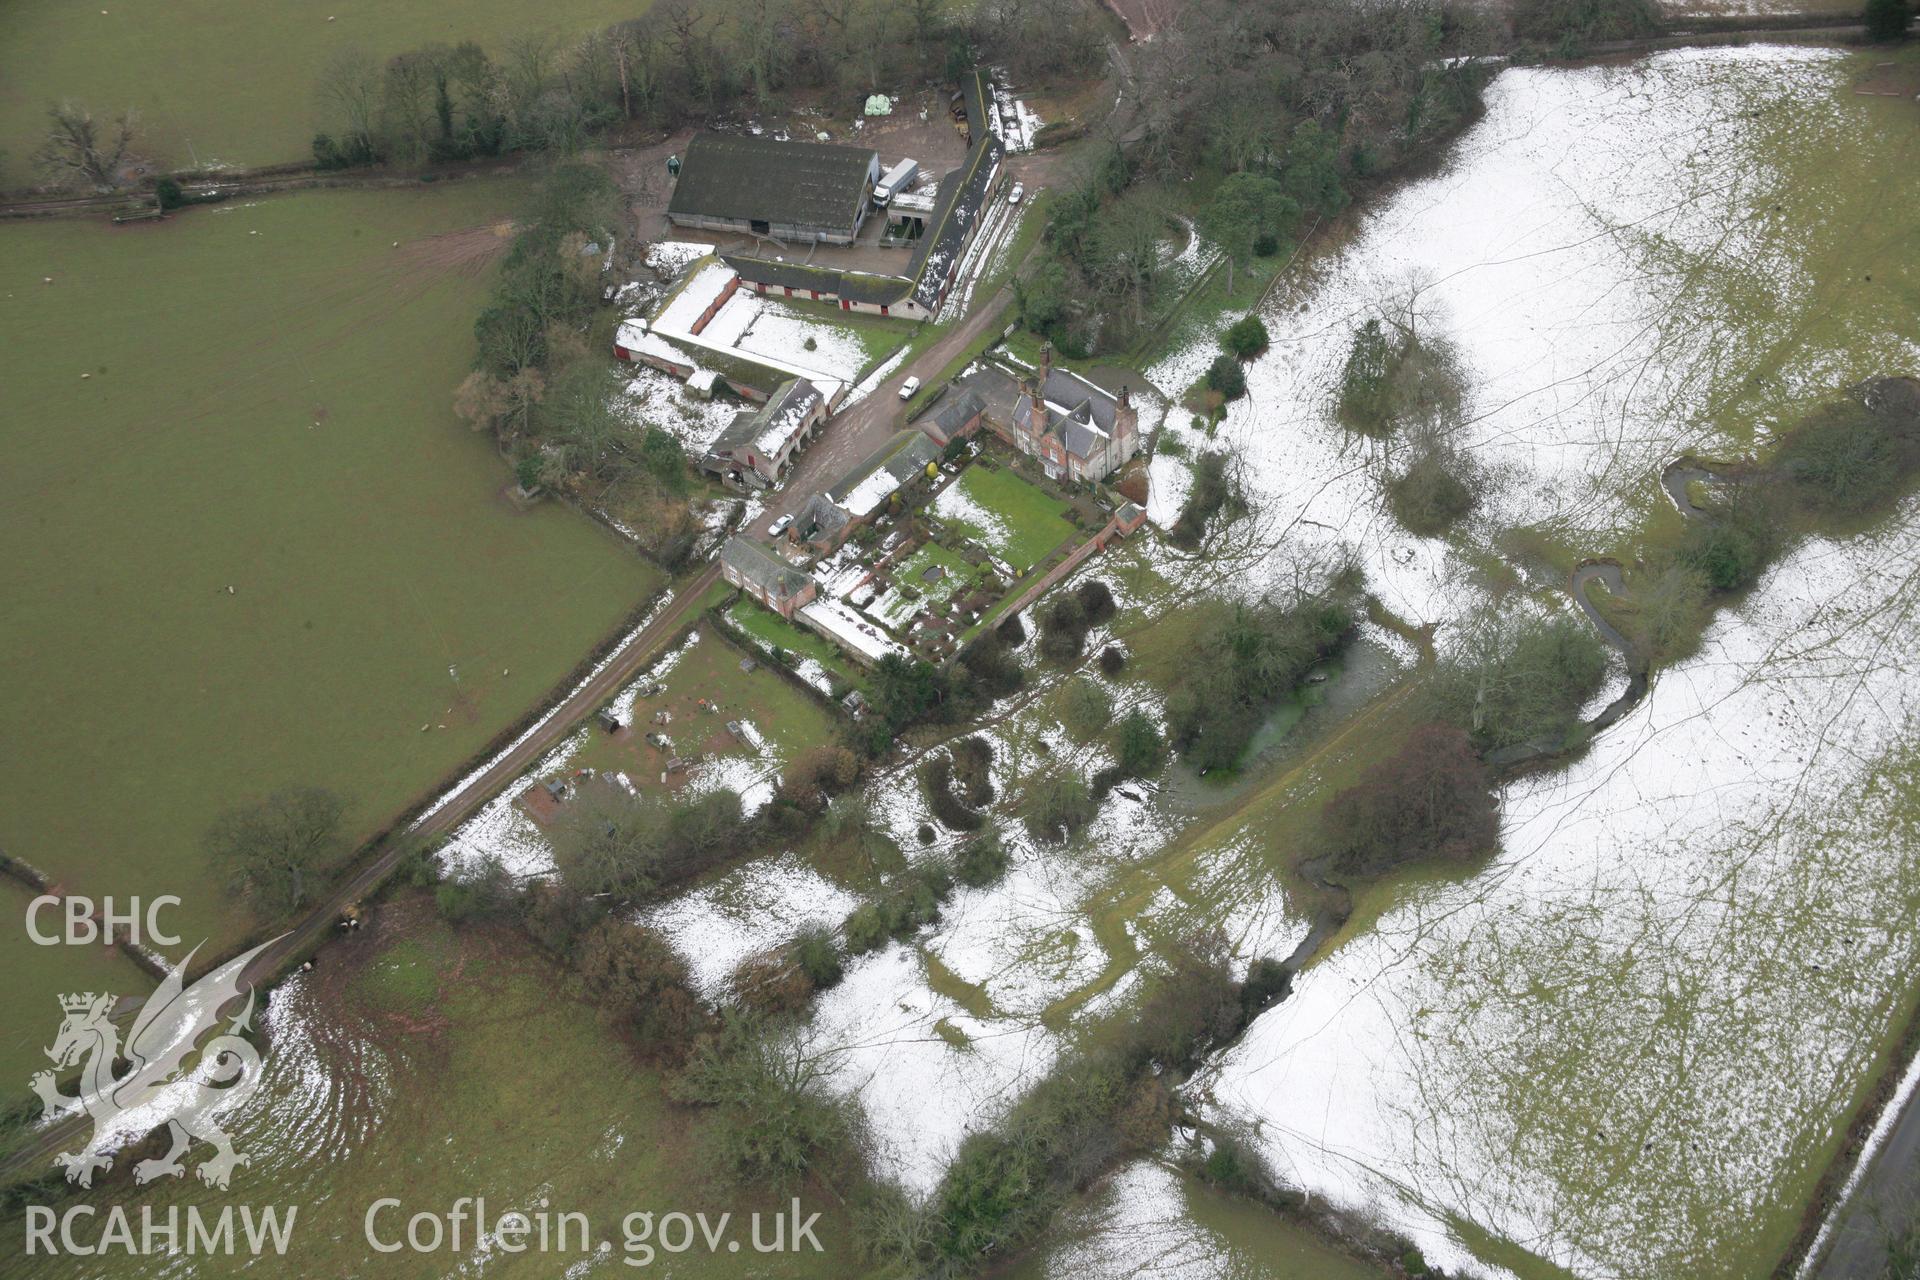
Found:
668,134 -> 881,246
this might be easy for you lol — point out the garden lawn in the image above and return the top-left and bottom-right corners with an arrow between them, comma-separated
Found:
936,461 -> 1079,570
0,0 -> 648,183
0,182 -> 661,965
726,599 -> 866,694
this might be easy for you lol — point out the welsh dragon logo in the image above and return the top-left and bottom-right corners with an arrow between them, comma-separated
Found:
31,938 -> 279,1190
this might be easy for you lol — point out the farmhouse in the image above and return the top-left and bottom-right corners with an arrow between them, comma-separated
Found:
701,378 -> 827,485
720,537 -> 818,619
668,134 -> 881,246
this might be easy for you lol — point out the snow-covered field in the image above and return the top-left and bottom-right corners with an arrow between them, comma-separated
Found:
1150,46 -> 1913,634
1196,503 -> 1920,1277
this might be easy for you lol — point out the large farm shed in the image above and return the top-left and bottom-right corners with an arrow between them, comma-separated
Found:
668,134 -> 881,246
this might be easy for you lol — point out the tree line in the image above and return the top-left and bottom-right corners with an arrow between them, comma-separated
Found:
311,0 -> 1102,172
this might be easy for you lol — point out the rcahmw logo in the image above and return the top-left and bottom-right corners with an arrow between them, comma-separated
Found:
33,936 -> 280,1189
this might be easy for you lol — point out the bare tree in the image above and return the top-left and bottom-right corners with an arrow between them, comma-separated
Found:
34,102 -> 138,191
316,47 -> 380,156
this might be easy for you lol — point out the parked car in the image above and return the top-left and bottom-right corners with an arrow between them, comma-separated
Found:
898,376 -> 921,400
1008,183 -> 1025,204
768,513 -> 794,536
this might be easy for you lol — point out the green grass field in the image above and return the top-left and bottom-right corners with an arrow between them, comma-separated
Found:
0,0 -> 647,184
0,881 -> 158,1088
938,461 -> 1079,569
0,182 -> 662,965
11,898 -> 854,1278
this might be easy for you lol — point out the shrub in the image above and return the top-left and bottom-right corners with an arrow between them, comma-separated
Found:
955,829 -> 1010,887
1513,0 -> 1661,44
434,853 -> 516,923
1075,578 -> 1116,623
791,925 -> 844,991
1677,496 -> 1774,593
949,736 -> 995,805
844,902 -> 891,954
1165,593 -> 1355,771
575,918 -> 709,1054
924,752 -> 987,831
1112,709 -> 1165,779
1022,774 -> 1096,843
1098,644 -> 1127,676
1865,0 -> 1912,39
674,1013 -> 858,1186
1038,593 -> 1091,662
1222,315 -> 1271,360
1205,352 -> 1247,402
958,628 -> 1025,699
729,949 -> 816,1016
781,745 -> 860,812
155,177 -> 185,210
1170,448 -> 1244,551
1336,321 -> 1466,438
1320,724 -> 1499,877
1387,447 -> 1478,535
1426,613 -> 1610,753
1060,678 -> 1115,740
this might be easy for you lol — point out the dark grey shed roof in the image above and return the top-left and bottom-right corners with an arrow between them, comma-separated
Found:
669,134 -> 877,232
721,536 -> 812,602
932,389 -> 986,435
907,135 -> 1005,313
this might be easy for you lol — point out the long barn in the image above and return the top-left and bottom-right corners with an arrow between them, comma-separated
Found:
667,133 -> 881,246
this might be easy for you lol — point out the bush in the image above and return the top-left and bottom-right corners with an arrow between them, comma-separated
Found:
729,948 -> 816,1016
782,744 -> 861,812
844,902 -> 891,954
958,627 -> 1025,699
955,829 -> 1010,888
949,736 -> 995,805
1866,0 -> 1912,39
155,177 -> 185,210
1166,593 -> 1355,772
1321,724 -> 1498,877
1112,709 -> 1165,779
791,925 -> 844,991
924,752 -> 987,831
1513,0 -> 1661,44
575,918 -> 709,1054
1427,613 -> 1609,753
1098,644 -> 1127,676
1038,593 -> 1091,662
1205,353 -> 1247,402
1022,774 -> 1096,843
1678,495 -> 1774,593
1075,578 -> 1116,623
1060,678 -> 1115,740
434,853 -> 516,923
674,1013 -> 858,1186
1222,315 -> 1271,360
1169,448 -> 1244,551
1387,447 -> 1478,535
